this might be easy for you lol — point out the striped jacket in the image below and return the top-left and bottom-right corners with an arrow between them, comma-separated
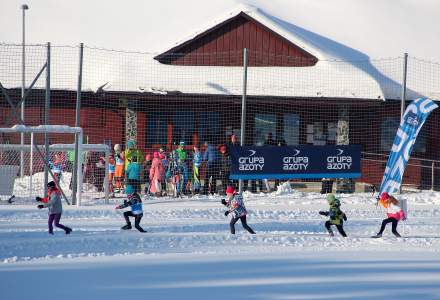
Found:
117,193 -> 143,215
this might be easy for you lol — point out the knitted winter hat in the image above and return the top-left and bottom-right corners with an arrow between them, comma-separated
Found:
47,181 -> 56,189
127,140 -> 135,149
125,185 -> 135,194
226,186 -> 235,194
326,194 -> 336,203
380,192 -> 390,201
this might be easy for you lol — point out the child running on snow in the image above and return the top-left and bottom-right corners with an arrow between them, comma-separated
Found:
115,185 -> 147,232
36,181 -> 72,235
371,192 -> 405,238
319,194 -> 348,237
221,186 -> 256,234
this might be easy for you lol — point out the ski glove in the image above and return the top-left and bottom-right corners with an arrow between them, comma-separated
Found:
343,214 -> 348,221
319,211 -> 329,216
224,210 -> 230,216
36,196 -> 43,202
221,199 -> 227,206
37,204 -> 44,209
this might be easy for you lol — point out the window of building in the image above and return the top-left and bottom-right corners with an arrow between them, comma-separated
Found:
254,113 -> 277,146
173,111 -> 194,145
283,113 -> 300,145
199,112 -> 220,144
381,117 -> 399,151
147,112 -> 168,146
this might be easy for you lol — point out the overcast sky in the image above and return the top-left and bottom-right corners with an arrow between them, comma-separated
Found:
1,0 -> 440,61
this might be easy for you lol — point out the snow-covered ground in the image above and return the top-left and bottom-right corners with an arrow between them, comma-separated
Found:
1,185 -> 440,299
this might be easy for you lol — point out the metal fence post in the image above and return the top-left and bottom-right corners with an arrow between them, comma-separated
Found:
72,43 -> 84,205
401,53 -> 408,119
44,42 -> 51,197
20,5 -> 28,178
399,53 -> 408,194
239,48 -> 248,194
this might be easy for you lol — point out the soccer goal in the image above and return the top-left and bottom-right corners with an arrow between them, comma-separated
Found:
0,125 -> 110,206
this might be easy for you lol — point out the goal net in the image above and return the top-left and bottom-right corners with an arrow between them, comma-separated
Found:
0,125 -> 110,205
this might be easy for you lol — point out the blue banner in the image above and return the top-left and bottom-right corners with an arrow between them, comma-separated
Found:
229,145 -> 361,179
380,98 -> 438,195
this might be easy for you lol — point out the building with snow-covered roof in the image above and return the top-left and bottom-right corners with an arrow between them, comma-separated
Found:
1,2 -> 440,190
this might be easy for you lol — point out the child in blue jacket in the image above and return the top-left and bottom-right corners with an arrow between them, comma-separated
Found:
115,185 -> 146,232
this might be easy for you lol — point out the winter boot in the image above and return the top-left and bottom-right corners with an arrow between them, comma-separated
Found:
371,233 -> 382,238
121,223 -> 132,230
65,227 -> 72,235
393,232 -> 402,238
327,231 -> 334,237
136,227 -> 147,233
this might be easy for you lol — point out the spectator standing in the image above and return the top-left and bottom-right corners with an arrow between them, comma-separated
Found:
202,141 -> 220,195
159,148 -> 168,195
108,153 -> 116,197
143,154 -> 152,196
124,140 -> 143,170
114,144 -> 125,193
126,156 -> 142,194
149,152 -> 165,197
175,141 -> 189,194
49,153 -> 64,185
192,145 -> 202,194
219,145 -> 231,195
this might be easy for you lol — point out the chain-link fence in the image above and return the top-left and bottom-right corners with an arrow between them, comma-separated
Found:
0,43 -> 439,198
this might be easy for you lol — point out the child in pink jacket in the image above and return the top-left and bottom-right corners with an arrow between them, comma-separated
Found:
149,152 -> 165,196
371,192 -> 406,238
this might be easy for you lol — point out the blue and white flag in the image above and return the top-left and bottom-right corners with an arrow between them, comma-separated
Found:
380,98 -> 438,195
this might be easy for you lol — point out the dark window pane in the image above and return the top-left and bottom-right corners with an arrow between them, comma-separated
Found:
254,113 -> 276,146
173,111 -> 194,145
147,112 -> 168,145
381,117 -> 399,151
283,113 -> 300,145
200,112 -> 220,144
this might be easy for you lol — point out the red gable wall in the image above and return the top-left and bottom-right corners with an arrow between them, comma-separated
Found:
155,12 -> 318,67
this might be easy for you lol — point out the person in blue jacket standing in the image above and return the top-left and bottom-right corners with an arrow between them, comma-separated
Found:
202,141 -> 220,195
126,155 -> 142,194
